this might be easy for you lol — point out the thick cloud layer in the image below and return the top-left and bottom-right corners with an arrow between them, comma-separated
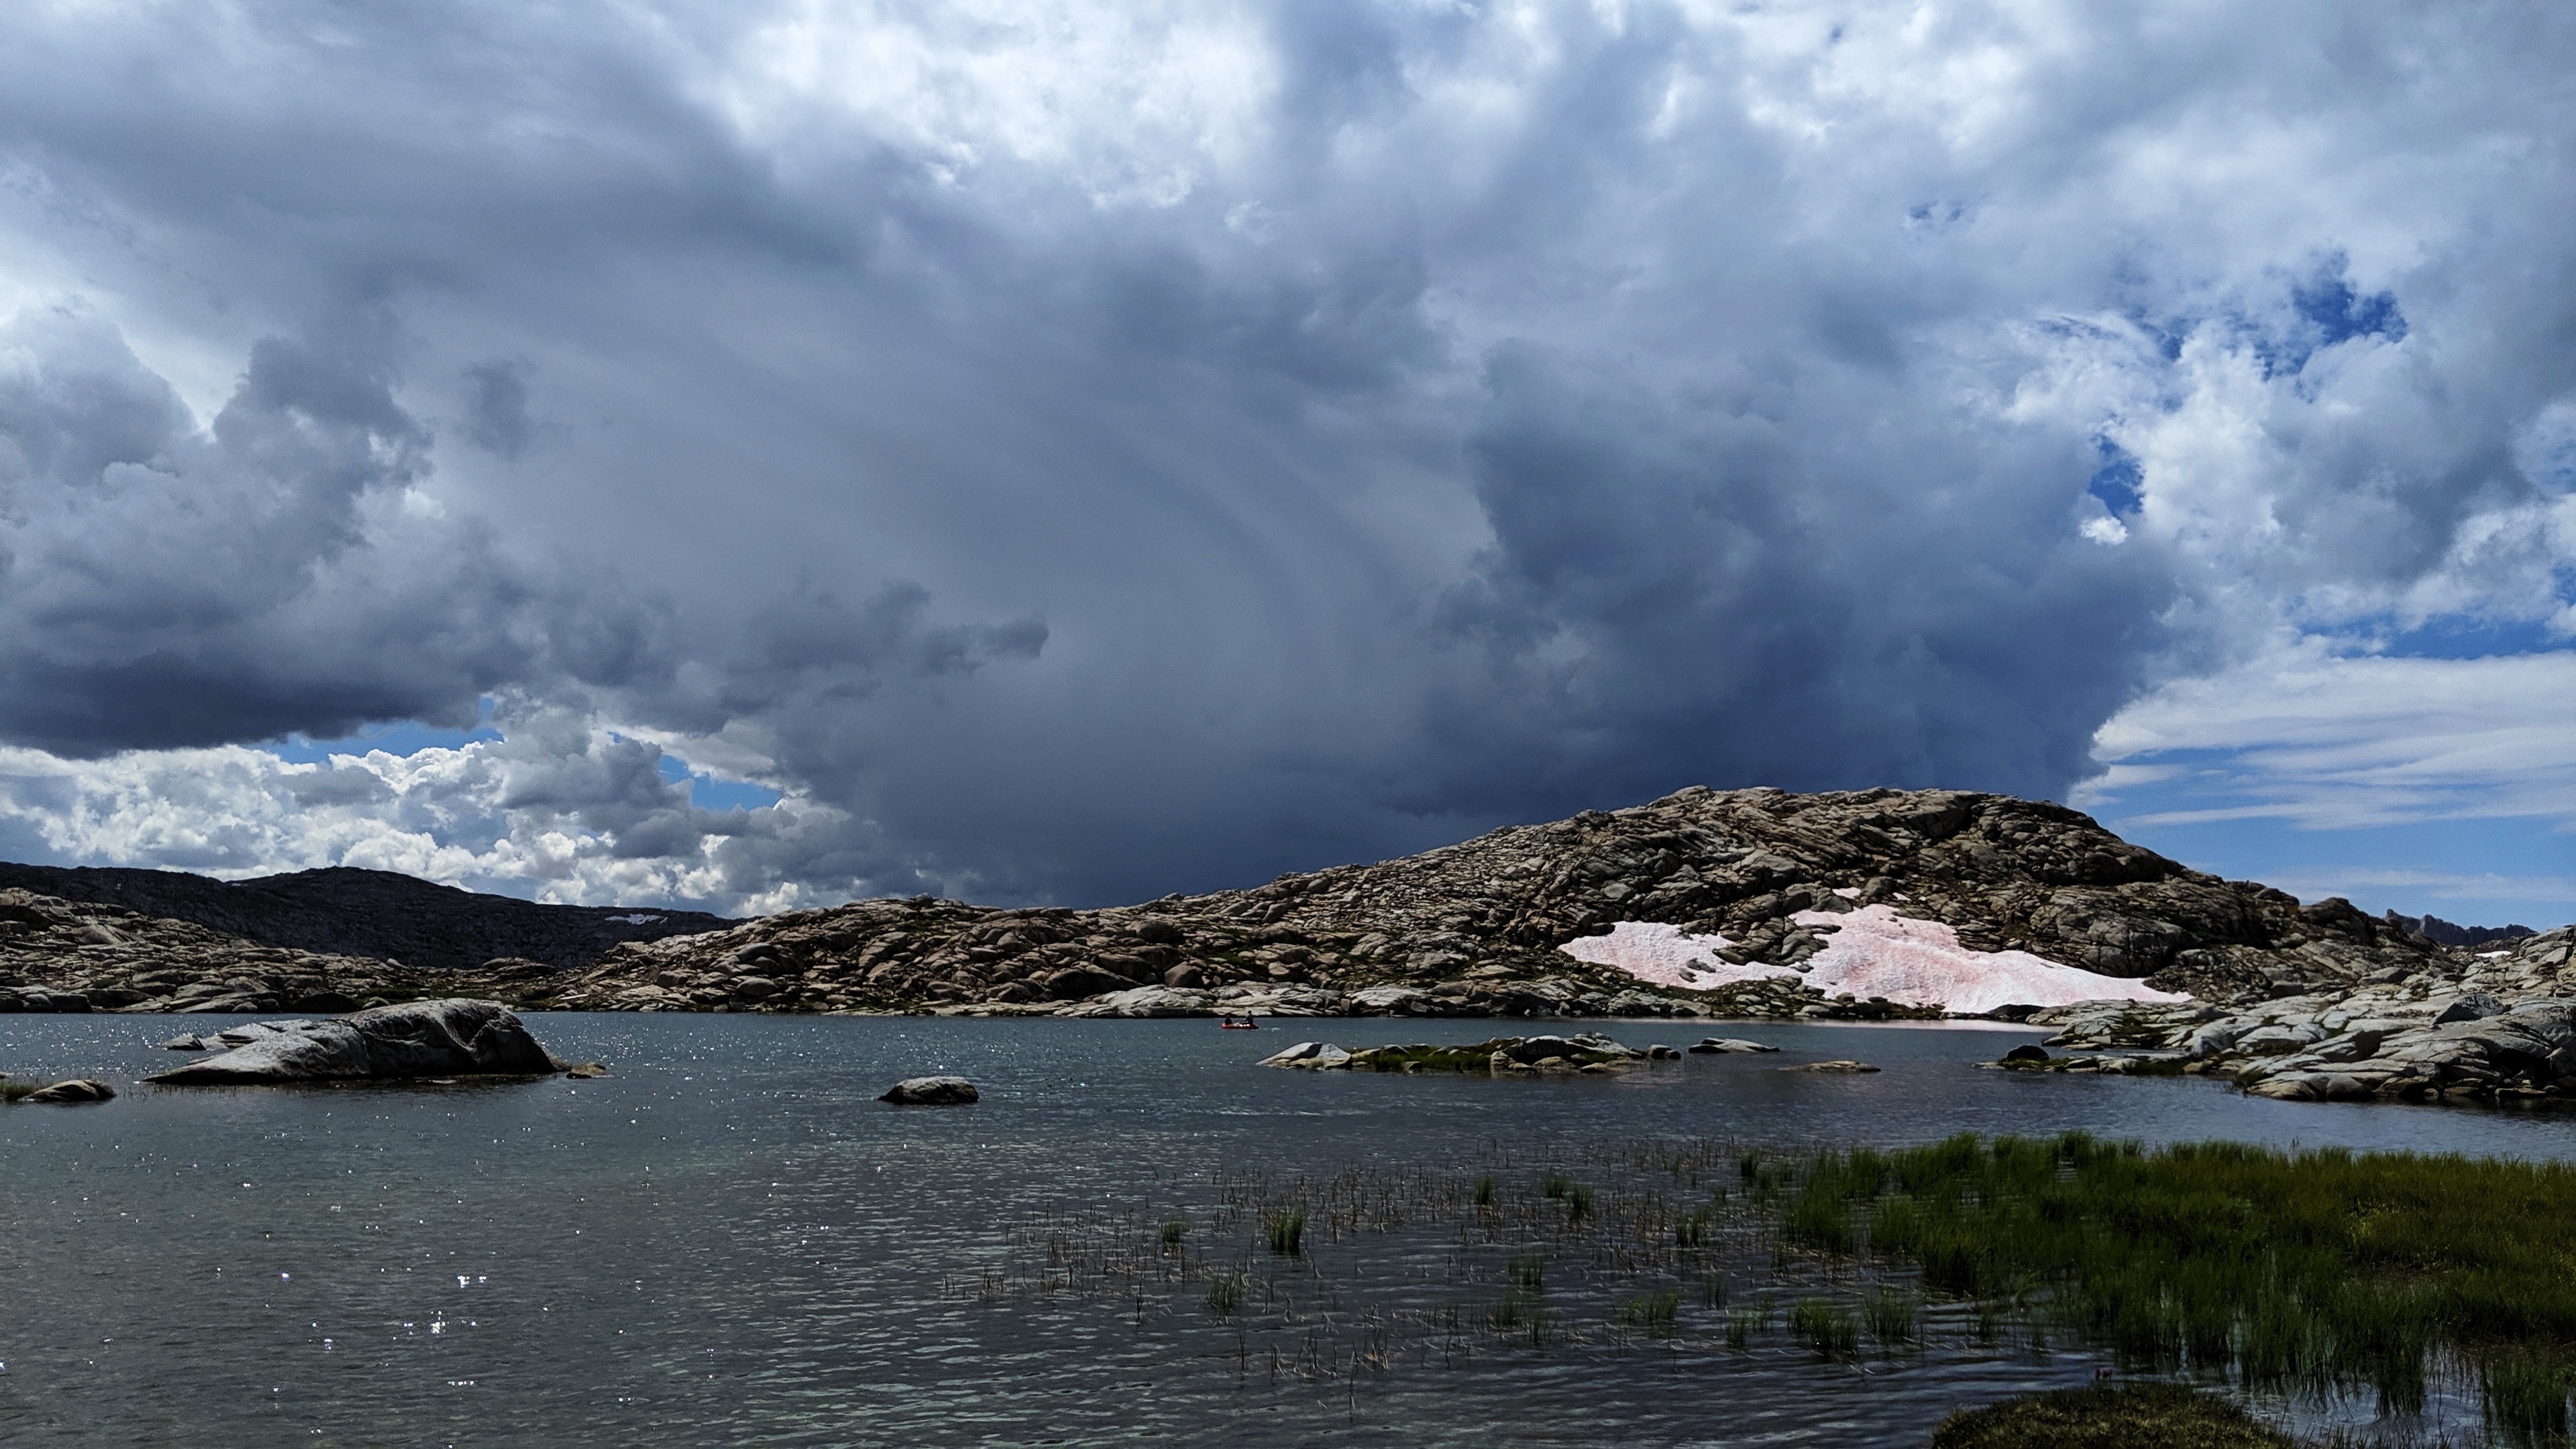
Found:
1,1 -> 2572,911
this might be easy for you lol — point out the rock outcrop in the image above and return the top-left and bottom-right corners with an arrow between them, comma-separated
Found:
144,1000 -> 560,1084
2018,926 -> 2576,1105
1262,1032 -> 1649,1073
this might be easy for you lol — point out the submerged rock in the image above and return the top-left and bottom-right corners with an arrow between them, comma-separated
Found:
144,1000 -> 559,1085
1688,1037 -> 1781,1054
23,1079 -> 116,1103
1782,1060 -> 1880,1073
879,1075 -> 977,1105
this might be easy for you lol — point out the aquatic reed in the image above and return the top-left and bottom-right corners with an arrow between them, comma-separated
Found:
1776,1130 -> 2576,1427
1620,1289 -> 1680,1334
1263,1209 -> 1305,1256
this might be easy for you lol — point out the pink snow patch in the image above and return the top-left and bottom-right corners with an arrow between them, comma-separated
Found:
1555,922 -> 1793,992
1791,906 -> 2188,1014
1560,907 -> 2191,1014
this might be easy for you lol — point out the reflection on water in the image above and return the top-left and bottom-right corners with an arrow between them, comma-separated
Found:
3,1014 -> 2571,1446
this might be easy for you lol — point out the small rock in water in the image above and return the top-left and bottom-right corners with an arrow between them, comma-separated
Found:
2001,1043 -> 2051,1063
1646,1044 -> 1680,1060
1688,1038 -> 1781,1054
562,1062 -> 609,1079
159,1034 -> 207,1051
1782,1060 -> 1880,1073
25,1079 -> 117,1104
880,1075 -> 978,1105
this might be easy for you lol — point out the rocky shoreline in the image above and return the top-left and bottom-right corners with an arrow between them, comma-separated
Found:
2010,924 -> 2576,1106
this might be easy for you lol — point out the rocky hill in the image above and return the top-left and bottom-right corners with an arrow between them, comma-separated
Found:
0,863 -> 733,973
0,786 -> 2526,1024
543,786 -> 2467,1018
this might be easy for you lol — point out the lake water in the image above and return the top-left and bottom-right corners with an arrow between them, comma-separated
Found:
7,1013 -> 2573,1447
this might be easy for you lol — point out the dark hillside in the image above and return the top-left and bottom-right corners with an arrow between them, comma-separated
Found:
0,863 -> 734,972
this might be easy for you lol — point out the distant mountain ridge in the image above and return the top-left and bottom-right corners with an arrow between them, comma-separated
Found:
2381,912 -> 2535,950
0,862 -> 735,973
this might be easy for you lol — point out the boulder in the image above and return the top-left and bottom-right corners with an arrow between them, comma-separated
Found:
1040,965 -> 1133,1000
145,1000 -> 559,1085
2001,1043 -> 2051,1063
24,1079 -> 116,1104
879,1075 -> 978,1105
1688,1037 -> 1782,1054
1161,963 -> 1209,989
1782,1060 -> 1880,1073
1258,1041 -> 1353,1069
2434,991 -> 2509,1025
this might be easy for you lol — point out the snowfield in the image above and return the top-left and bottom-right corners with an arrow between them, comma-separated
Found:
1558,906 -> 2192,1015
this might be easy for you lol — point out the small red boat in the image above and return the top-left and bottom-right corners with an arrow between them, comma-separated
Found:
1219,1016 -> 1260,1030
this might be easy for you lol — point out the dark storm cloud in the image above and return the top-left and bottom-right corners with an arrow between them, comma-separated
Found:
1,1 -> 2573,909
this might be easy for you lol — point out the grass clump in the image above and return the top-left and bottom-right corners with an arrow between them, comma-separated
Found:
1675,1208 -> 1711,1248
1786,1296 -> 1858,1360
1930,1382 -> 2292,1448
1159,1220 -> 1187,1251
1540,1171 -> 1572,1199
1862,1288 -> 1917,1345
1507,1250 -> 1546,1292
1263,1209 -> 1305,1256
0,1079 -> 37,1103
1620,1289 -> 1680,1335
1472,1174 -> 1497,1209
1724,1305 -> 1763,1350
1772,1130 -> 2576,1426
1203,1273 -> 1246,1316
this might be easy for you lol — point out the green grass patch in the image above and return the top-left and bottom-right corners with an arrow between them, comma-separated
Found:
1507,1249 -> 1546,1292
1863,1287 -> 1917,1345
1931,1382 -> 2292,1448
1776,1131 -> 2576,1424
0,1079 -> 37,1103
1159,1220 -> 1187,1250
1787,1295 -> 1859,1360
1263,1209 -> 1305,1256
1725,1305 -> 1762,1350
1620,1288 -> 1680,1334
1203,1273 -> 1245,1315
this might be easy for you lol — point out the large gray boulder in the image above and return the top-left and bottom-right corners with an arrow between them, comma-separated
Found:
144,1000 -> 559,1085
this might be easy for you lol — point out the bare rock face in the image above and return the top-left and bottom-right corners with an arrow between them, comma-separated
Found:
144,1000 -> 560,1085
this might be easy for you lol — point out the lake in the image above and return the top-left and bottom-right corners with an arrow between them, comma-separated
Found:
6,1013 -> 2571,1446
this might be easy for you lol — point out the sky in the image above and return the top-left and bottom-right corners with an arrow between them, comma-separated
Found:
0,0 -> 2570,925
